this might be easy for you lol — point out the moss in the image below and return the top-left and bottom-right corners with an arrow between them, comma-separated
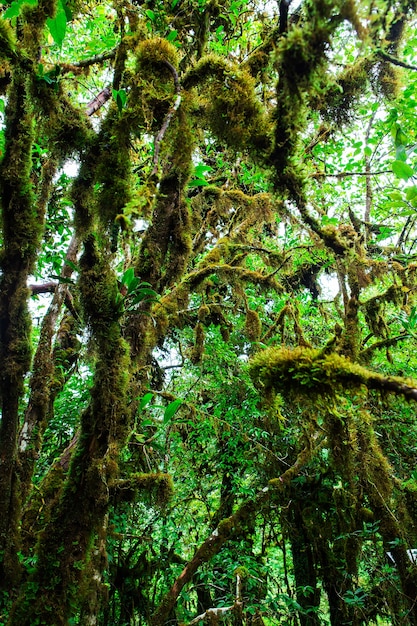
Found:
39,96 -> 93,161
375,60 -> 402,100
249,346 -> 417,403
130,37 -> 180,132
245,309 -> 262,342
183,55 -> 270,153
135,37 -> 179,74
110,472 -> 173,507
198,304 -> 210,321
0,20 -> 16,59
312,59 -> 371,127
190,321 -> 205,364
204,67 -> 269,151
21,0 -> 58,57
94,112 -> 131,229
271,1 -> 346,201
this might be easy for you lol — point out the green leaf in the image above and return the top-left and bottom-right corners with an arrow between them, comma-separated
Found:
406,186 -> 417,201
394,124 -> 408,148
134,287 -> 159,297
112,89 -> 127,112
392,160 -> 414,180
139,392 -> 154,410
62,0 -> 72,21
163,399 -> 182,424
47,0 -> 67,47
166,30 -> 178,42
194,164 -> 212,178
188,179 -> 209,188
3,0 -> 37,19
126,277 -> 140,294
145,9 -> 155,20
130,292 -> 159,306
121,267 -> 135,287
171,0 -> 180,6
364,146 -> 372,158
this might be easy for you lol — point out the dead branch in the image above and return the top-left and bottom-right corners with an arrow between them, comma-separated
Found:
29,282 -> 56,295
188,604 -> 239,625
86,86 -> 112,116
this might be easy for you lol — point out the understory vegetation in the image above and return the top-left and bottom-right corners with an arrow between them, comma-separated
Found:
2,0 -> 417,624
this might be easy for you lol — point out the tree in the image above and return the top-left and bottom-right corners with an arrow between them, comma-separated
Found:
1,0 -> 417,624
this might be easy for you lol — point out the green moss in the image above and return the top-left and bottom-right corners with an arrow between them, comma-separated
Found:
314,60 -> 370,126
135,37 -> 179,73
190,321 -> 205,364
129,37 -> 180,132
110,472 -> 173,506
249,346 -> 417,403
183,55 -> 270,153
245,309 -> 262,342
0,20 -> 16,59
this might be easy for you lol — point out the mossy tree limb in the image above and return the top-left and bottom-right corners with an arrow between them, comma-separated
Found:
17,236 -> 80,506
249,346 -> 417,402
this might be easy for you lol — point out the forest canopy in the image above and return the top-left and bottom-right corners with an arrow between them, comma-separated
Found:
1,0 -> 417,624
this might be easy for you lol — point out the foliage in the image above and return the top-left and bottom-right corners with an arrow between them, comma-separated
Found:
1,0 -> 417,625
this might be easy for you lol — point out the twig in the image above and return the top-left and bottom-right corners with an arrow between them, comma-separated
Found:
364,112 -> 376,225
152,60 -> 182,174
311,170 -> 391,179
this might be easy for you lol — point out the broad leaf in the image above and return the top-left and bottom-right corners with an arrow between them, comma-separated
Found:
163,399 -> 182,424
392,160 -> 414,180
47,0 -> 67,47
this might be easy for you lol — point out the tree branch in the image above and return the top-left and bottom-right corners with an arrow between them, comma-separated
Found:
377,49 -> 417,71
250,346 -> 417,403
85,86 -> 112,116
311,170 -> 391,179
152,60 -> 182,175
29,281 -> 56,295
61,49 -> 117,74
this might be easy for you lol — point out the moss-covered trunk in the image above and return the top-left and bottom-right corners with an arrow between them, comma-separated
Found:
0,69 -> 41,589
8,236 -> 131,625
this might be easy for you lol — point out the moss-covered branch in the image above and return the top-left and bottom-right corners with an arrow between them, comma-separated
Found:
249,346 -> 417,402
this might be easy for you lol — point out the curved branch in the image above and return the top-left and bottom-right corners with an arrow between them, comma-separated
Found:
152,60 -> 182,175
61,49 -> 117,73
377,49 -> 417,72
359,335 -> 409,361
